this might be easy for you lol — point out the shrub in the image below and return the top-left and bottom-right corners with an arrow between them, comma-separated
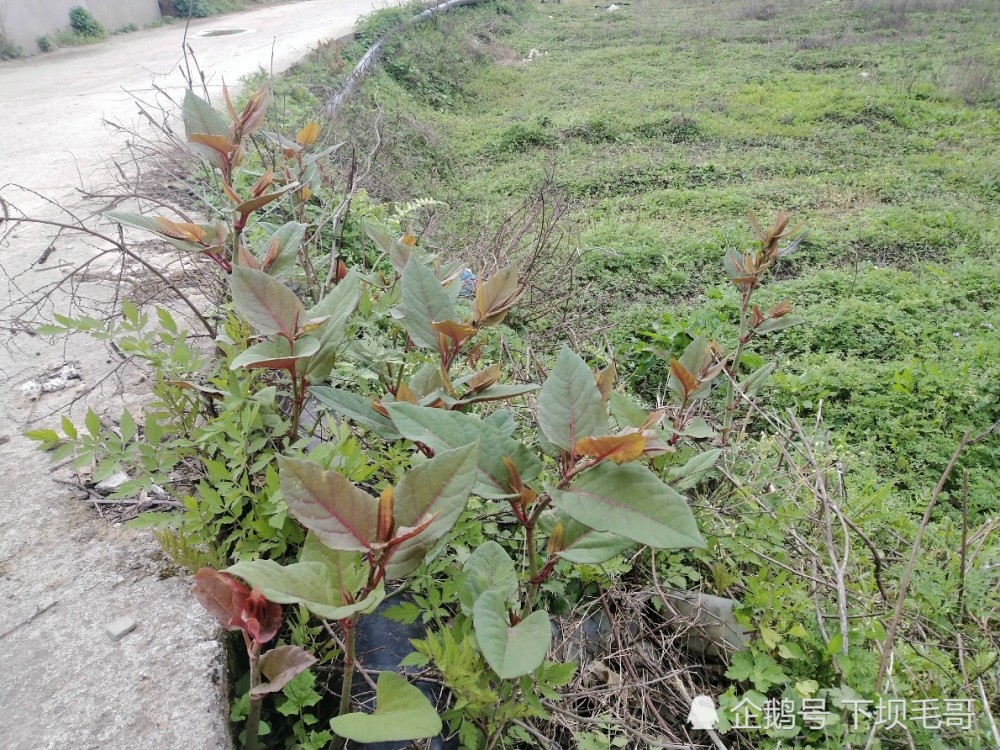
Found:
37,35 -> 54,52
69,6 -> 105,38
0,35 -> 23,60
170,0 -> 241,18
493,121 -> 556,153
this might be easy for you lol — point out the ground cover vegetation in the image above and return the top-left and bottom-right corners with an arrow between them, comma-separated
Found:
20,0 -> 1000,748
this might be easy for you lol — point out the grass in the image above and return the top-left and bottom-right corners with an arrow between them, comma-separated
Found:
320,0 -> 1000,513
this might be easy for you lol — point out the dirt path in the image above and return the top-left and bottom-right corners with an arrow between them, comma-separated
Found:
0,3 -> 393,747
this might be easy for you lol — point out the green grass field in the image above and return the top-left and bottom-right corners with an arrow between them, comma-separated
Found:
336,0 -> 1000,514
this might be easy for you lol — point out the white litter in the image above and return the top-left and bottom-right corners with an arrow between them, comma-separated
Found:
20,364 -> 82,401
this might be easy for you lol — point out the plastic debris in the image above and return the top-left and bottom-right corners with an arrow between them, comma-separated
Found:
19,364 -> 82,401
459,269 -> 477,299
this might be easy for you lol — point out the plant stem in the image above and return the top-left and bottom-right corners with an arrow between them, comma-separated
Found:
329,619 -> 357,750
288,370 -> 304,441
721,289 -> 752,445
245,640 -> 262,750
525,520 -> 539,581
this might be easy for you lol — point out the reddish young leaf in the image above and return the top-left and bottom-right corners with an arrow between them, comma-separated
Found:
473,265 -> 523,327
239,87 -> 271,137
251,645 -> 317,698
193,568 -> 250,631
377,487 -> 395,544
222,181 -> 241,206
594,363 -> 616,403
296,122 -> 319,148
261,237 -> 281,270
188,133 -> 234,156
222,82 -> 239,123
433,319 -> 477,347
394,382 -> 418,405
237,244 -> 261,270
335,259 -> 349,282
192,568 -> 282,644
153,217 -> 208,244
464,363 -> 501,394
250,168 -> 274,198
669,358 -> 699,398
574,433 -> 647,464
233,588 -> 283,645
767,300 -> 792,319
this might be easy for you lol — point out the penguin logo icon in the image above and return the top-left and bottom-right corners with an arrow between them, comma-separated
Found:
688,695 -> 719,730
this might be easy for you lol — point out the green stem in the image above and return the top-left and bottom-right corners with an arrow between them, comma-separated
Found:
525,521 -> 539,581
288,370 -> 304,441
721,290 -> 752,445
329,620 -> 357,750
245,640 -> 262,750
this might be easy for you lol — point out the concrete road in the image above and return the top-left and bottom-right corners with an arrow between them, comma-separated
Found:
0,0 -> 386,197
0,2 -> 395,748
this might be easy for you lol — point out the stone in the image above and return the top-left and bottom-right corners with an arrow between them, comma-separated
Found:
106,616 -> 138,642
94,471 -> 130,495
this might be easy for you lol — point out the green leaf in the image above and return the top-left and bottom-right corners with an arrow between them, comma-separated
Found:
118,410 -> 136,443
458,541 -> 518,615
755,316 -> 803,335
609,392 -> 648,429
826,632 -> 843,656
537,346 -> 607,452
226,558 -> 384,621
329,671 -> 441,743
306,270 -> 361,327
441,383 -> 540,408
549,463 -> 705,549
678,417 -> 716,439
259,221 -> 307,279
384,443 -> 479,579
408,363 -> 444,398
541,510 -> 632,564
182,89 -> 230,168
25,428 -> 60,444
473,591 -> 551,679
386,403 -> 541,499
230,336 -> 319,370
365,223 -> 411,275
298,532 -> 368,593
400,255 -> 455,349
668,448 -> 722,491
61,416 -> 78,440
105,211 -> 217,253
182,89 -> 229,138
760,626 -> 781,650
305,271 -> 361,384
795,679 -> 819,696
231,267 -> 305,339
484,410 -> 516,436
739,361 -> 777,397
278,456 -> 378,551
85,409 -> 101,438
309,386 -> 400,439
105,211 -> 169,235
669,335 -> 716,401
